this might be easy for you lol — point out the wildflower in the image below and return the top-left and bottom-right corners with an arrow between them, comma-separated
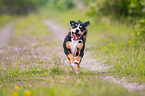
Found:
15,85 -> 20,90
103,47 -> 106,49
24,90 -> 32,96
13,92 -> 19,96
128,40 -> 131,43
110,43 -> 114,46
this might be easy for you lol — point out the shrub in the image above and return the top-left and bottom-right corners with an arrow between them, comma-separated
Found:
0,0 -> 47,14
86,0 -> 145,17
134,19 -> 145,38
51,0 -> 75,10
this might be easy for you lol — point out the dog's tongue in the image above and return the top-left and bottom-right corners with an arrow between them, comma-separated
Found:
73,34 -> 78,40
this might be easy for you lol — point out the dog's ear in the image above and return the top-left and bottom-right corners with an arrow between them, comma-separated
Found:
70,20 -> 78,26
83,21 -> 90,27
70,20 -> 75,26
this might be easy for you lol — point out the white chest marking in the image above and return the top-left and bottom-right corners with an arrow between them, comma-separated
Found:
70,39 -> 78,56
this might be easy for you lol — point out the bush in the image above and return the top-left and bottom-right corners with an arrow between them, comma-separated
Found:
134,19 -> 145,38
86,0 -> 145,17
51,0 -> 75,10
97,0 -> 130,16
0,0 -> 48,14
128,0 -> 144,15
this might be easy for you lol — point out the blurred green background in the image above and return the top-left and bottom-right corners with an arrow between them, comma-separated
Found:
0,0 -> 144,16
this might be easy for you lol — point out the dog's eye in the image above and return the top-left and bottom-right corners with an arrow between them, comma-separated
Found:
79,26 -> 85,31
76,24 -> 78,26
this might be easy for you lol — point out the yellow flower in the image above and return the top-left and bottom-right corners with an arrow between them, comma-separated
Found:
110,43 -> 114,46
15,85 -> 20,90
128,40 -> 131,43
24,90 -> 32,96
13,92 -> 19,96
103,47 -> 106,49
0,85 -> 1,88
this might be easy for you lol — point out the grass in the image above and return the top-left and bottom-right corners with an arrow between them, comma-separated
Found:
0,9 -> 139,96
15,14 -> 49,36
1,66 -> 137,96
39,7 -> 145,82
0,15 -> 16,29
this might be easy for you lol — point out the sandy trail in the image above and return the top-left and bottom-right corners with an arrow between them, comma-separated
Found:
44,20 -> 145,93
0,22 -> 15,49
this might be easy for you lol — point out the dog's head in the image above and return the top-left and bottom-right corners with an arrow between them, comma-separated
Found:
70,20 -> 90,40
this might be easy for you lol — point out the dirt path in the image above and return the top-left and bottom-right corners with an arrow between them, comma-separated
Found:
44,20 -> 108,71
44,20 -> 145,94
0,22 -> 15,50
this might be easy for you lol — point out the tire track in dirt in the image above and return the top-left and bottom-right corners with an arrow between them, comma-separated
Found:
0,22 -> 15,49
44,20 -> 145,94
0,22 -> 15,54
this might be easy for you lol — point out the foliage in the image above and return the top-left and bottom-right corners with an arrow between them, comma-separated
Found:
0,0 -> 48,14
86,0 -> 145,17
49,0 -> 75,10
129,0 -> 144,15
134,19 -> 145,38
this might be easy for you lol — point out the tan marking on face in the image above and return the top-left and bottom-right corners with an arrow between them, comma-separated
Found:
71,28 -> 76,33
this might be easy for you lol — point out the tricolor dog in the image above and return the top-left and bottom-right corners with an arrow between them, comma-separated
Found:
63,20 -> 90,73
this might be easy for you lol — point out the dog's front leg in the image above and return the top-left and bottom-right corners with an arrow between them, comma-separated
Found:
68,53 -> 74,66
74,42 -> 83,64
74,42 -> 83,73
66,41 -> 75,69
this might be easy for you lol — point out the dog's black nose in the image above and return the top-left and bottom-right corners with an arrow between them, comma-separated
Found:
76,29 -> 79,33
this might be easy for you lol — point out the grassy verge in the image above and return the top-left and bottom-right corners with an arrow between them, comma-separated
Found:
0,15 -> 16,29
39,7 -> 145,82
0,12 -> 138,96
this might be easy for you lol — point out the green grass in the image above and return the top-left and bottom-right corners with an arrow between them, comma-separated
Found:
0,65 -> 137,96
0,15 -> 16,29
0,11 -> 139,96
0,56 -> 137,96
15,14 -> 49,36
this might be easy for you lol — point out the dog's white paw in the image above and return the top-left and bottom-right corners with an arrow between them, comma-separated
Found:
76,72 -> 80,74
74,60 -> 79,64
71,63 -> 76,68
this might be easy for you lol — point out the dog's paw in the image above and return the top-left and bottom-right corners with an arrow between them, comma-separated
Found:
71,63 -> 76,68
76,72 -> 80,74
74,60 -> 79,64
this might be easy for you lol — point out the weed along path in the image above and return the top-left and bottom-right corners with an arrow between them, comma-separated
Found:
44,20 -> 145,94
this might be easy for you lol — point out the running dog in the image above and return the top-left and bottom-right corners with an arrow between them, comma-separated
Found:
63,20 -> 90,73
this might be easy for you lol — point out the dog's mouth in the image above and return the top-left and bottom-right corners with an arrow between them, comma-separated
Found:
72,33 -> 81,40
